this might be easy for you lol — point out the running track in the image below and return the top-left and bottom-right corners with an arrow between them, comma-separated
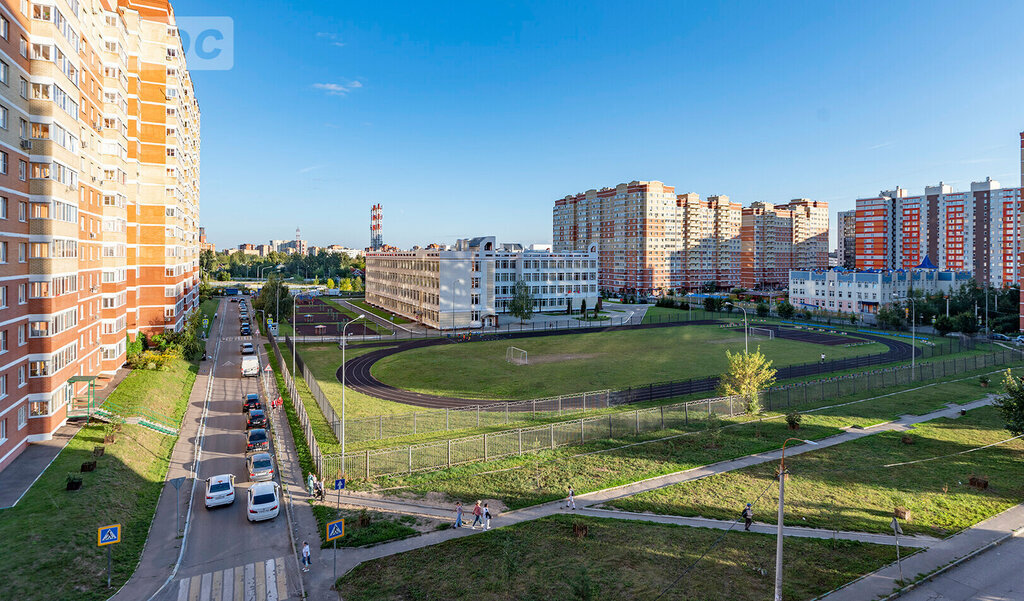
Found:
338,321 -> 918,409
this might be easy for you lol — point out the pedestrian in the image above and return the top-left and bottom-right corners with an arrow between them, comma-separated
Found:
471,500 -> 484,529
820,352 -> 826,364
453,501 -> 464,529
483,502 -> 492,530
306,473 -> 315,496
301,541 -> 311,572
742,503 -> 753,531
566,486 -> 576,510
314,479 -> 324,501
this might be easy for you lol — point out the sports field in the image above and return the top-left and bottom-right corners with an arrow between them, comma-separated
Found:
370,324 -> 882,400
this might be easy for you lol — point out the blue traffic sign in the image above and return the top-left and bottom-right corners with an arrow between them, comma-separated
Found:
334,478 -> 345,490
97,524 -> 121,546
326,518 -> 345,542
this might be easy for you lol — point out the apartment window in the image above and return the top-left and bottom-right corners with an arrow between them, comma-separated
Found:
1,330 -> 8,352
0,60 -> 7,85
0,197 -> 6,219
0,418 -> 5,442
18,160 -> 25,181
0,16 -> 8,40
0,286 -> 6,308
0,151 -> 6,175
17,243 -> 24,262
19,202 -> 26,222
17,405 -> 25,428
17,283 -> 24,304
19,37 -> 26,58
19,77 -> 26,99
0,242 -> 7,263
17,324 -> 24,345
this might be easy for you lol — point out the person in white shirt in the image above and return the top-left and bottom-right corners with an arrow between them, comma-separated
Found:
301,541 -> 311,572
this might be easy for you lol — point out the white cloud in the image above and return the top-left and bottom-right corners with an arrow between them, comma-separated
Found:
299,165 -> 320,174
317,32 -> 345,47
867,141 -> 895,150
313,80 -> 363,96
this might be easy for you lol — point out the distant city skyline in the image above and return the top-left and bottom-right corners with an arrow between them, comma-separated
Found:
184,0 -> 1024,251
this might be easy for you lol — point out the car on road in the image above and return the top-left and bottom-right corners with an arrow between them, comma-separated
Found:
246,481 -> 281,522
246,452 -> 275,482
243,393 -> 262,413
240,342 -> 255,355
240,325 -> 251,336
246,409 -> 268,430
990,333 -> 1011,341
204,474 -> 236,508
1016,335 -> 1024,345
246,428 -> 270,452
230,298 -> 239,303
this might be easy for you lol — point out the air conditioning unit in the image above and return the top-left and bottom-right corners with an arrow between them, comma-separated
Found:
19,139 -> 31,150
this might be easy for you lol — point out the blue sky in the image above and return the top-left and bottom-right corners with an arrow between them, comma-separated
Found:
178,0 -> 1024,251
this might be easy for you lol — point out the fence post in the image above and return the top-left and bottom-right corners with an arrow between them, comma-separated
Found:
413,412 -> 417,435
408,446 -> 413,474
484,433 -> 488,461
684,402 -> 689,425
635,410 -> 640,435
581,418 -> 585,442
729,397 -> 734,417
707,399 -> 712,417
378,415 -> 382,439
447,439 -> 452,467
532,399 -> 536,417
550,424 -> 555,449
558,396 -> 562,416
365,450 -> 370,479
518,429 -> 522,455
477,405 -> 480,427
446,408 -> 450,431
660,405 -> 665,429
506,403 -> 509,424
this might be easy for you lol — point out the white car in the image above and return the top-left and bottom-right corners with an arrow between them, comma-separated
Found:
247,481 -> 281,522
204,474 -> 235,509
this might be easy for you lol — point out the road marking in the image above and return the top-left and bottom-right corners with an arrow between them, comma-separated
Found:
264,559 -> 277,601
201,572 -> 212,601
177,578 -> 189,601
211,569 -> 223,601
234,566 -> 243,601
244,562 -> 256,601
189,574 -> 201,601
275,557 -> 287,600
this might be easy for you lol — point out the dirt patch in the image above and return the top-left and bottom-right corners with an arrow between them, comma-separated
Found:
528,353 -> 602,365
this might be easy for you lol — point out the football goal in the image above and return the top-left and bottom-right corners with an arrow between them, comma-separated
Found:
750,327 -> 775,339
506,346 -> 528,365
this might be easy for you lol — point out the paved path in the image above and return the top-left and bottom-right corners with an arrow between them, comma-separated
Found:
822,504 -> 1024,601
295,396 -> 995,595
895,529 -> 1024,601
0,367 -> 131,508
577,507 -> 940,547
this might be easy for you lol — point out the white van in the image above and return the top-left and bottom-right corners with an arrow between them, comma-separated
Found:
241,356 -> 259,377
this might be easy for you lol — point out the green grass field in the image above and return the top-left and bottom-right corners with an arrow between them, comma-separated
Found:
200,299 -> 219,337
641,305 -> 713,324
371,324 -> 882,400
289,343 -> 413,418
0,359 -> 197,601
609,406 -> 1024,537
338,514 -> 898,601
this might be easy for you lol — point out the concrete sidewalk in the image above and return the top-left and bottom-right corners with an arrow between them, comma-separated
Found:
821,503 -> 1024,600
108,308 -> 224,601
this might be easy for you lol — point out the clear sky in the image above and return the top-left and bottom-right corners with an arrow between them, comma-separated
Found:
178,0 -> 1024,251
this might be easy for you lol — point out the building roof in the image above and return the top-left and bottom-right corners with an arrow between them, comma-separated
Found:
916,255 -> 938,269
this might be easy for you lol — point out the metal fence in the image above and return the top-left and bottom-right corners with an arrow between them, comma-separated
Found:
322,394 -> 747,479
267,329 -> 329,477
283,335 -> 611,444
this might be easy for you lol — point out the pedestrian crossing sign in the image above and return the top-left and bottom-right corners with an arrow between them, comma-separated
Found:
97,524 -> 121,546
326,518 -> 345,542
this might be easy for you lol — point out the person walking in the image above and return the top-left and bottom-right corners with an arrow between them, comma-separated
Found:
306,473 -> 316,496
483,503 -> 492,530
742,503 -> 753,531
471,500 -> 484,529
820,352 -> 826,364
453,501 -> 464,529
301,541 -> 311,572
566,486 -> 576,510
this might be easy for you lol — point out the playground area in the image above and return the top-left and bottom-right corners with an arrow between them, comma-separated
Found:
289,297 -> 379,336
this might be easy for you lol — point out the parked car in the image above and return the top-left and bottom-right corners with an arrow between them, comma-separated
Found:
246,452 -> 275,482
243,393 -> 261,413
240,342 -> 255,355
246,481 -> 281,522
240,325 -> 251,336
241,355 -> 259,376
246,409 -> 268,430
204,474 -> 235,508
230,298 -> 239,303
990,333 -> 1011,341
1016,335 -> 1024,345
246,428 -> 269,452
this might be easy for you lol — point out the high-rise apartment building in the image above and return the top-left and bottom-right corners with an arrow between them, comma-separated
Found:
739,199 -> 829,289
0,0 -> 200,473
836,210 -> 856,269
553,181 -> 744,294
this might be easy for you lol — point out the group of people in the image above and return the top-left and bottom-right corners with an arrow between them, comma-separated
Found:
306,472 -> 326,501
453,500 -> 493,530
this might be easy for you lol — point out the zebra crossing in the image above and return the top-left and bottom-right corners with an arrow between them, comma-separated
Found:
176,557 -> 290,601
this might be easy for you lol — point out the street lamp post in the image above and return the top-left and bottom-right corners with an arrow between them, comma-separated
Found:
901,295 -> 917,378
341,315 -> 366,476
774,437 -> 819,601
726,302 -> 748,353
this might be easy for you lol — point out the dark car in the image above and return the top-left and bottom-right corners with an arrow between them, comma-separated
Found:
240,325 -> 251,336
246,409 -> 268,430
246,428 -> 269,452
990,333 -> 1011,341
243,393 -> 262,413
230,298 -> 239,303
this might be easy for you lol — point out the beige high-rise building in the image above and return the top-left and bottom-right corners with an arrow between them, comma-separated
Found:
740,199 -> 828,289
0,0 -> 200,473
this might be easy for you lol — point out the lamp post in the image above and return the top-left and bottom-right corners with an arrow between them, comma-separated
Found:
341,315 -> 366,476
775,437 -> 819,601
901,295 -> 917,378
726,302 -> 748,353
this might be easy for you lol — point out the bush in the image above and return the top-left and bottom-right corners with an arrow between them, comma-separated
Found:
755,302 -> 769,318
785,411 -> 802,429
777,302 -> 795,319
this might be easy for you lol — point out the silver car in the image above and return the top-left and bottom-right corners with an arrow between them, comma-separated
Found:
246,452 -> 275,482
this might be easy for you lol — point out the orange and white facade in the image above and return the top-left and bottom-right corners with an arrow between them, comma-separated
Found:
0,0 -> 199,473
739,199 -> 828,289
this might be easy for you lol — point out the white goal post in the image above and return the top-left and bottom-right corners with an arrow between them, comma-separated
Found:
749,327 -> 775,339
506,346 -> 528,365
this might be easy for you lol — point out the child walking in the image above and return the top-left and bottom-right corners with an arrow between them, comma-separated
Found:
566,486 -> 576,510
471,500 -> 484,529
483,503 -> 492,530
453,501 -> 464,529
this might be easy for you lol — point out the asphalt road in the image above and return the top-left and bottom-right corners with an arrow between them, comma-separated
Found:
157,298 -> 299,601
898,534 -> 1024,601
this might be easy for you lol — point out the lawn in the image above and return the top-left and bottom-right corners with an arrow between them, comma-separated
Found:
289,343 -> 412,417
200,298 -> 219,337
347,299 -> 413,325
608,406 -> 1024,537
641,305 -> 713,324
0,359 -> 197,601
337,514 -> 898,601
371,324 -> 882,400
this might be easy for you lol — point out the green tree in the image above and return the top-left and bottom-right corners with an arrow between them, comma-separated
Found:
703,297 -> 723,313
995,369 -> 1024,435
777,301 -> 795,319
934,314 -> 954,337
326,277 -> 336,290
338,278 -> 353,292
755,302 -> 769,318
580,298 -> 587,317
718,347 -> 777,414
253,275 -> 293,323
352,277 -> 364,293
508,280 -> 534,323
953,311 -> 979,334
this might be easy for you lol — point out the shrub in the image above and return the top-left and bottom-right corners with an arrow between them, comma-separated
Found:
785,411 -> 802,429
